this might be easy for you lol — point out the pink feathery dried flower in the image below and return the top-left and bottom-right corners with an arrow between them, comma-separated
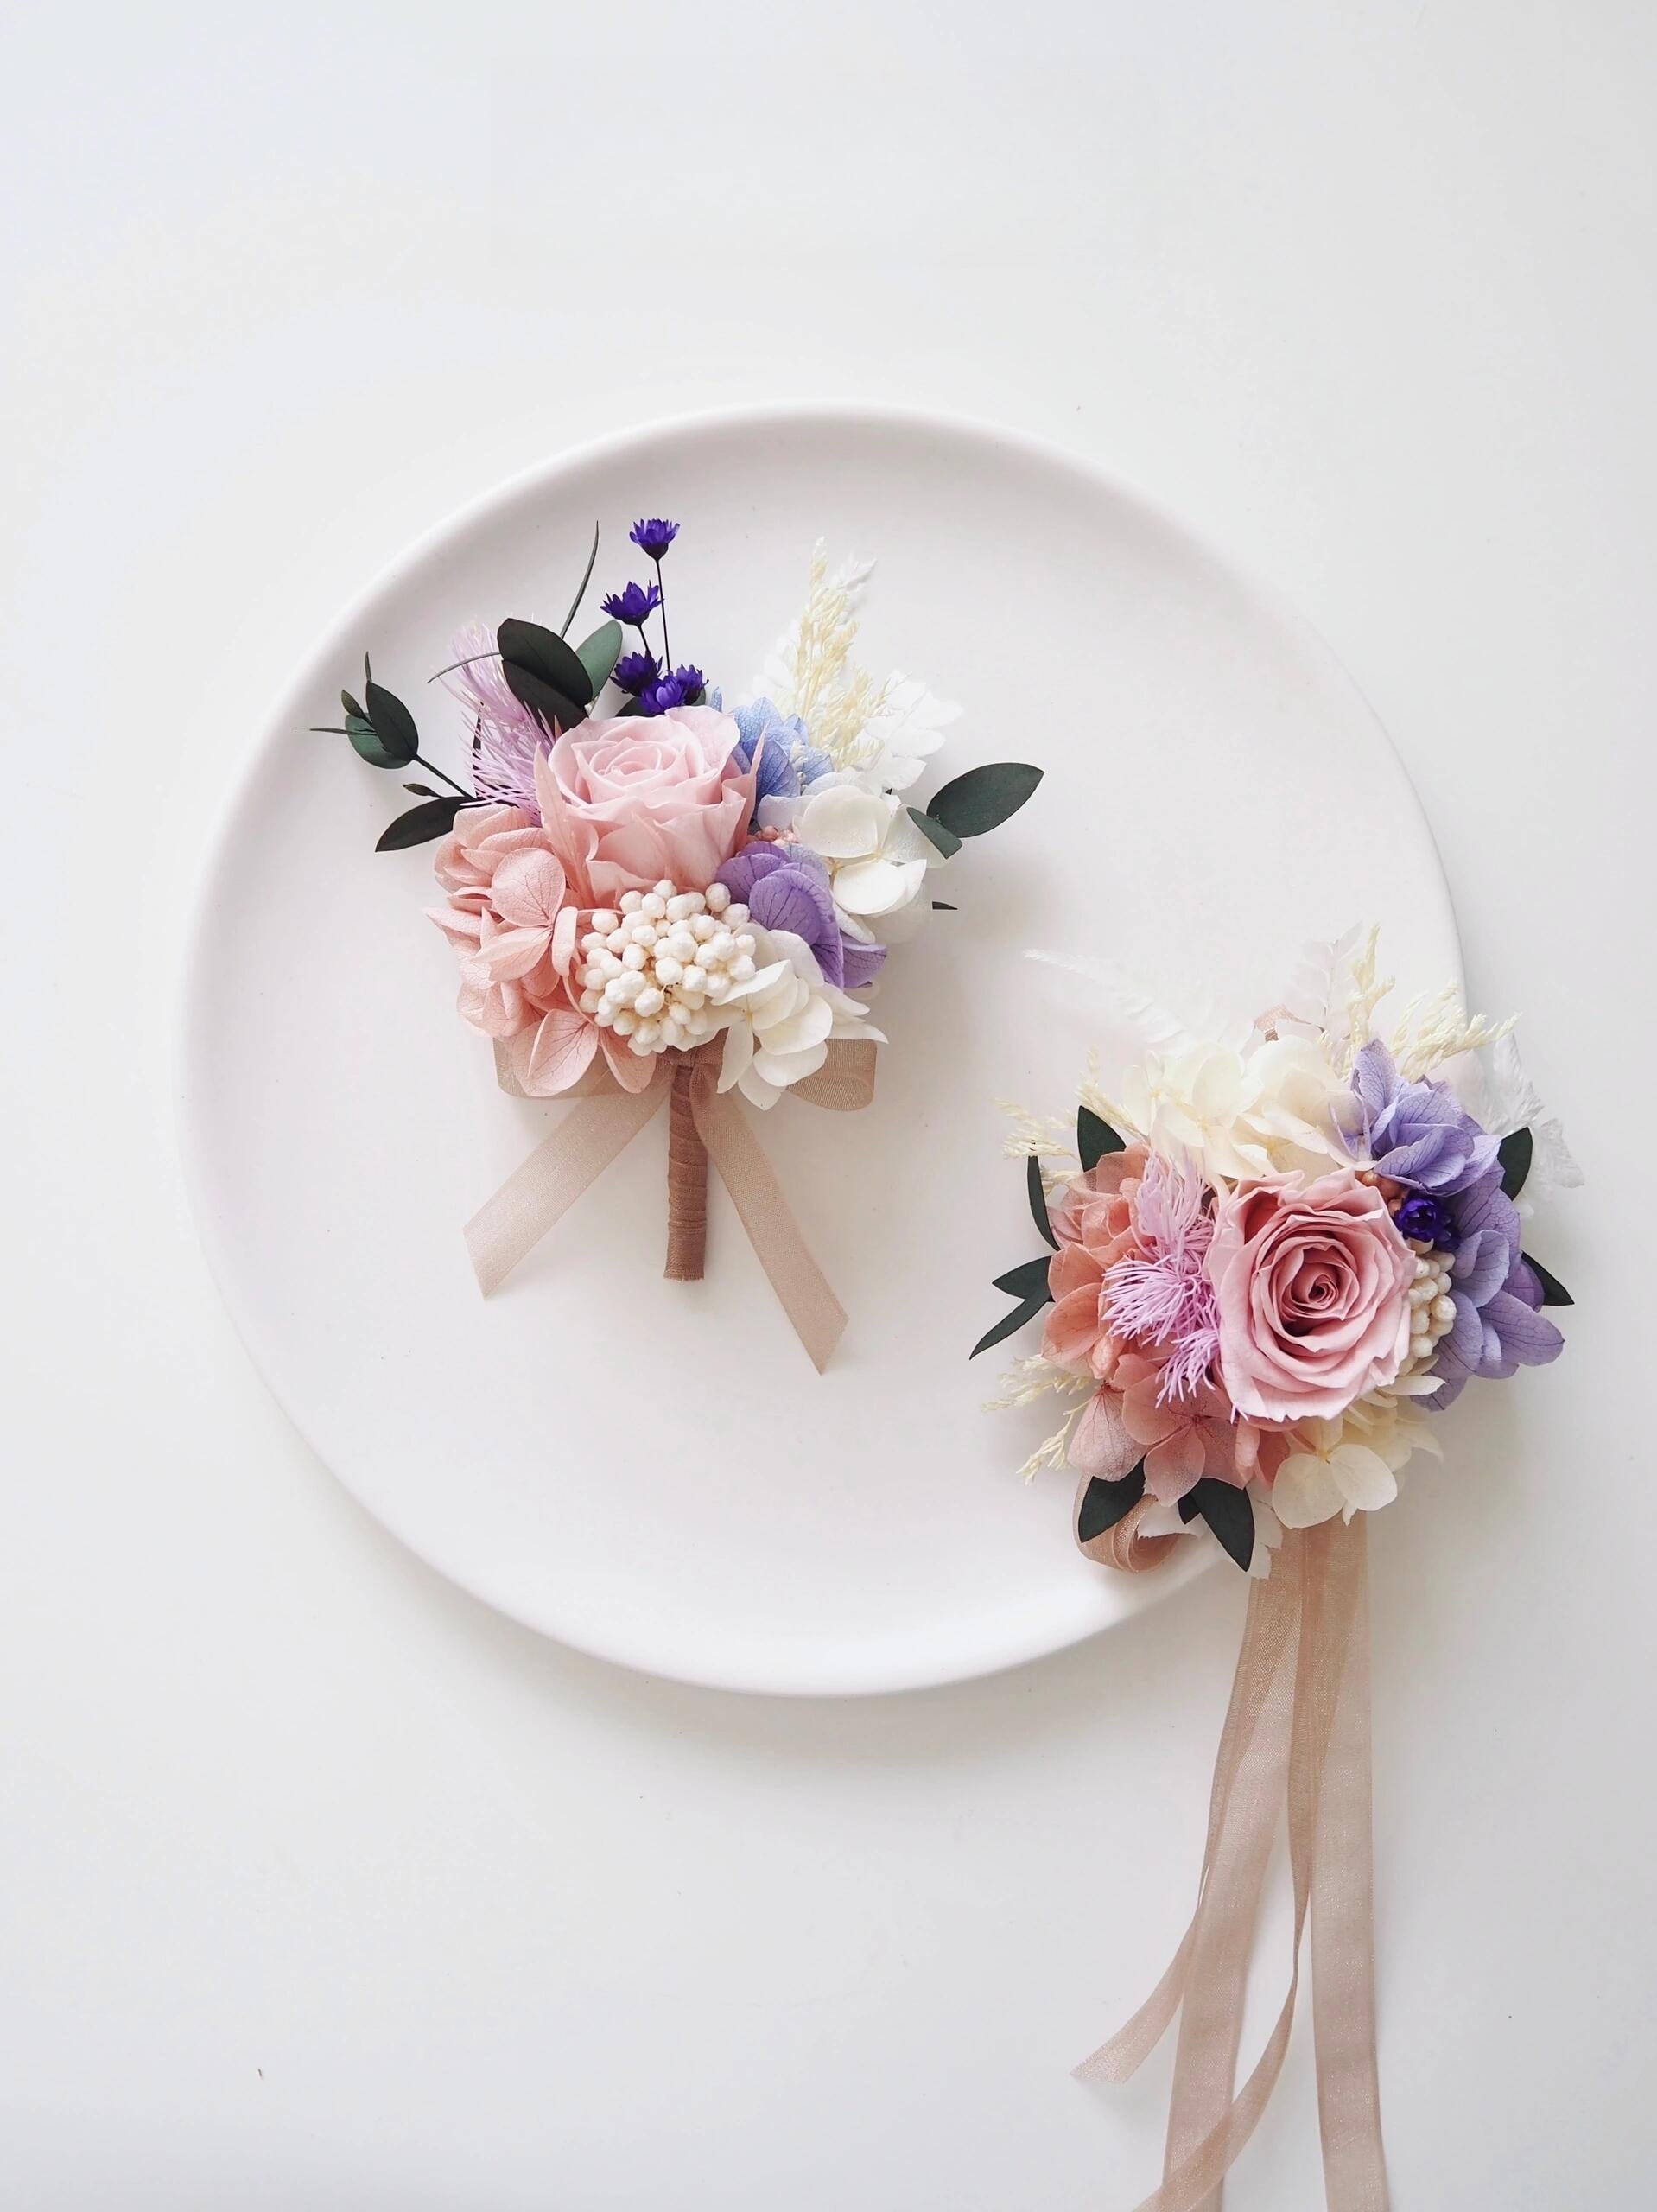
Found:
444,623 -> 547,816
1104,1154 -> 1222,1404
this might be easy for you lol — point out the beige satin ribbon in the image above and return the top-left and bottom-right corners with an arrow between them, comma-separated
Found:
1076,1518 -> 1388,2212
464,1039 -> 876,1371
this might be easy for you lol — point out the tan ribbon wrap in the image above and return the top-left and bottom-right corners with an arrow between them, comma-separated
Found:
1077,1516 -> 1388,2212
465,1039 -> 877,1371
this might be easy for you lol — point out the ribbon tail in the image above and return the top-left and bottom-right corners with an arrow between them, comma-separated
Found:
464,1075 -> 669,1294
1311,1517 -> 1390,2210
1086,1522 -> 1389,2212
690,1079 -> 847,1371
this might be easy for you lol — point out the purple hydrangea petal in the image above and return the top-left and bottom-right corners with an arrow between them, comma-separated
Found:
716,842 -> 790,903
1454,1226 -> 1511,1308
748,869 -> 841,976
838,933 -> 887,990
1482,1290 -> 1565,1370
1351,1040 -> 1397,1122
1446,1290 -> 1485,1369
1506,1258 -> 1545,1311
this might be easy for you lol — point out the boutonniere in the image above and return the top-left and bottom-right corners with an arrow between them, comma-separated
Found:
311,519 -> 1042,1365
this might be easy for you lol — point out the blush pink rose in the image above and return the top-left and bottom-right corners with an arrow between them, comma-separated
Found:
532,705 -> 758,904
1206,1169 -> 1413,1422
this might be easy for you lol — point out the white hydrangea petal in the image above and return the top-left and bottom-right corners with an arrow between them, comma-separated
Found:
800,785 -> 887,861
753,1040 -> 828,1090
1268,1455 -> 1343,1529
880,806 -> 945,866
834,855 -> 927,918
719,1019 -> 754,1091
763,995 -> 835,1057
738,1065 -> 782,1109
1329,1445 -> 1399,1517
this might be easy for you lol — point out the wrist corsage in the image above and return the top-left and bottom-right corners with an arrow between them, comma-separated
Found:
310,519 -> 1041,1366
975,926 -> 1577,2210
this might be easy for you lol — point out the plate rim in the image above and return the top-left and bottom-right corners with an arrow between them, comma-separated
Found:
175,400 -> 1459,1697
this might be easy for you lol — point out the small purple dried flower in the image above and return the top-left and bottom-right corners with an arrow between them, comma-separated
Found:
1394,1192 -> 1457,1250
670,664 -> 706,698
629,518 -> 679,560
600,580 -> 663,629
638,673 -> 688,716
612,650 -> 660,696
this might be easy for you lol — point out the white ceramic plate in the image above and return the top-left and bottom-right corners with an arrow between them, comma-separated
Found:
181,407 -> 1458,1695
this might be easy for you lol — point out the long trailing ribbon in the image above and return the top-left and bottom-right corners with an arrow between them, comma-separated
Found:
1076,1516 -> 1388,2212
463,1039 -> 876,1371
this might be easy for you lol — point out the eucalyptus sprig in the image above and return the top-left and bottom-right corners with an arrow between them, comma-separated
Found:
310,654 -> 479,850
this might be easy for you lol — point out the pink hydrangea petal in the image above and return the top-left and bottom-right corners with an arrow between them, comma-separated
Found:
521,1007 -> 599,1096
1068,1389 -> 1141,1480
1042,1286 -> 1106,1369
1143,1423 -> 1206,1504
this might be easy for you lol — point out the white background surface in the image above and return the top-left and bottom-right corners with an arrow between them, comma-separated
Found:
3,3 -> 1652,2205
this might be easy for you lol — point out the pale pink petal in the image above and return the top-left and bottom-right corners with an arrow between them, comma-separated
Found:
475,924 -> 551,982
1068,1389 -> 1141,1480
1143,1423 -> 1205,1504
600,1028 -> 660,1094
520,1007 -> 599,1096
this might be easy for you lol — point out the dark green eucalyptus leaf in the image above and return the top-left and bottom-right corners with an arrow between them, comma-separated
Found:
1178,1478 -> 1255,1571
403,782 -> 440,797
992,1255 -> 1053,1301
1523,1252 -> 1574,1307
498,616 -> 594,707
1499,1126 -> 1533,1198
575,619 -> 624,696
503,661 -> 586,729
375,795 -> 471,851
1076,1464 -> 1146,1545
348,712 -> 415,771
340,690 -> 366,721
927,761 -> 1043,838
931,900 -> 957,912
362,679 -> 420,767
1077,1104 -> 1127,1171
1027,1153 -> 1057,1249
906,806 -> 963,859
970,1294 -> 1049,1360
617,696 -> 652,718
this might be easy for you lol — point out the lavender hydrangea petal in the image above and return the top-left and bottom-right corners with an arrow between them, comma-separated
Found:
1445,1292 -> 1485,1370
1506,1258 -> 1545,1311
1351,1040 -> 1397,1122
838,934 -> 887,989
747,870 -> 842,982
1453,1226 -> 1511,1308
1482,1290 -> 1565,1370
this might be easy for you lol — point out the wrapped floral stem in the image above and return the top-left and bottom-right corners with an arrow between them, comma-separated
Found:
664,1050 -> 710,1282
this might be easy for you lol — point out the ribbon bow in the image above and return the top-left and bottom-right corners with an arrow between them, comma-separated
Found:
464,1039 -> 876,1370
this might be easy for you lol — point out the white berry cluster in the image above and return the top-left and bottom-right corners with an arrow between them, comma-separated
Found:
575,879 -> 759,1057
1402,1241 -> 1456,1365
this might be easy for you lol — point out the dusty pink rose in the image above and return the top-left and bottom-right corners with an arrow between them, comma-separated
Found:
532,705 -> 758,904
1206,1169 -> 1413,1422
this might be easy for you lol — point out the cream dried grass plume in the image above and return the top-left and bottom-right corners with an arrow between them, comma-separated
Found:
767,543 -> 896,768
